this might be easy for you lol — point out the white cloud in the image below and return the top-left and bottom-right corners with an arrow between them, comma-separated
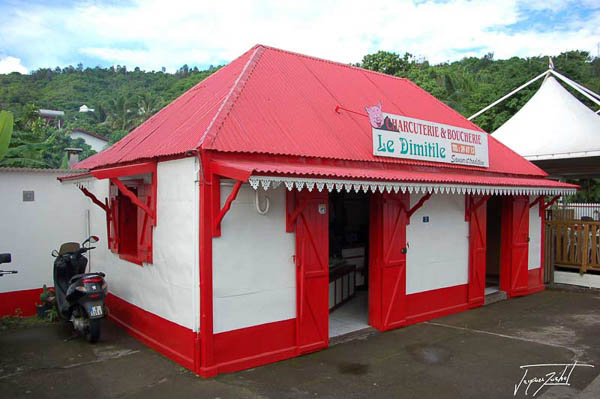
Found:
0,56 -> 28,74
0,0 -> 599,72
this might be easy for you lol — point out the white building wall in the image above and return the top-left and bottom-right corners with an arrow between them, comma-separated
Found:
82,157 -> 198,331
212,183 -> 296,334
0,169 -> 89,294
406,193 -> 469,295
528,199 -> 542,270
70,131 -> 108,153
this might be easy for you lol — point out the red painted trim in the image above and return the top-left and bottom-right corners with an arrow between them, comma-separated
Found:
92,161 -> 157,180
207,151 -> 578,189
406,284 -> 470,324
57,171 -> 93,182
541,195 -> 561,213
0,288 -> 45,317
212,318 -> 296,374
407,192 -> 432,220
210,174 -> 221,237
529,195 -> 544,208
151,167 -> 158,225
210,160 -> 252,182
78,186 -> 109,213
198,153 -> 216,377
285,189 -> 296,233
106,293 -> 195,370
213,180 -> 242,237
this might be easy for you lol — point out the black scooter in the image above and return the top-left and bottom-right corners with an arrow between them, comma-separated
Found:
0,253 -> 17,277
52,236 -> 107,343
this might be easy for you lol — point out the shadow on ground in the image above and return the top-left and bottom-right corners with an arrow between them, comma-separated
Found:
1,288 -> 599,399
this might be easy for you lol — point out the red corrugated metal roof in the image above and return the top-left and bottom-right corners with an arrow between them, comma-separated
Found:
211,157 -> 577,189
76,44 -> 547,181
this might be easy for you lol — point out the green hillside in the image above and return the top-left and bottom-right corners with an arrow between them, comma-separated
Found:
0,50 -> 598,170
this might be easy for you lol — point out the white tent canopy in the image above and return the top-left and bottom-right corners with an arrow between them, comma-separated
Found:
492,75 -> 600,161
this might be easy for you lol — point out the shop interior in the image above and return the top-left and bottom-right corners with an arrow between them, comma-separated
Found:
485,196 -> 503,294
328,191 -> 370,337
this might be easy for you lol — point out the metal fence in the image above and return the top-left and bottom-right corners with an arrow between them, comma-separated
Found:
547,202 -> 600,221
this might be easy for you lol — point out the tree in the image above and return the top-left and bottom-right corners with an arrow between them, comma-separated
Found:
106,96 -> 135,131
137,92 -> 163,122
0,111 -> 14,160
0,123 -> 94,168
360,51 -> 418,77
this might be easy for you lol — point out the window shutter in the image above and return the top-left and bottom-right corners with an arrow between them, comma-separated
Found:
137,183 -> 154,264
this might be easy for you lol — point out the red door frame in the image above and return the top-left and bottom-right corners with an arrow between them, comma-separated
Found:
468,194 -> 536,304
491,195 -> 531,298
369,191 -> 410,331
291,189 -> 330,354
503,195 -> 530,297
466,195 -> 490,308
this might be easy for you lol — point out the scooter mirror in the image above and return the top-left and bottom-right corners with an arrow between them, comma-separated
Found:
89,235 -> 99,244
0,253 -> 11,264
51,249 -> 59,258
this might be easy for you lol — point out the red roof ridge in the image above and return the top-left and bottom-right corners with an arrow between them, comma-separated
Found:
254,44 -> 416,85
198,46 -> 266,148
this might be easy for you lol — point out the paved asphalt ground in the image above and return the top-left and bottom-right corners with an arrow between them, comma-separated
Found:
1,287 -> 599,399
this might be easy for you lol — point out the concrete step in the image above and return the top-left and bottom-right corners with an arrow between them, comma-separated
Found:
484,290 -> 507,306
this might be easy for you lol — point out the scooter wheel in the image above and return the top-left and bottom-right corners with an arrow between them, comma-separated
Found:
86,319 -> 101,343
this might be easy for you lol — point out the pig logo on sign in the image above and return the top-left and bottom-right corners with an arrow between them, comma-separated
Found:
365,101 -> 384,129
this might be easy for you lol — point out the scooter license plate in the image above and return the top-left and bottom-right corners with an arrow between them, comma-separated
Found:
89,305 -> 103,317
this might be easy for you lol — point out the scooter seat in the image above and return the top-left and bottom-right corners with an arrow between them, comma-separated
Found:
69,272 -> 106,284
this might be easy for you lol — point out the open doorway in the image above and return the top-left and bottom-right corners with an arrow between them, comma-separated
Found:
328,191 -> 370,338
486,196 -> 503,295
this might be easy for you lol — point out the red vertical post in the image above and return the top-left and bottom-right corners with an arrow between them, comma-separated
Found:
198,159 -> 216,377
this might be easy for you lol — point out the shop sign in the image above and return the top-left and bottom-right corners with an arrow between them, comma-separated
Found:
366,102 -> 489,168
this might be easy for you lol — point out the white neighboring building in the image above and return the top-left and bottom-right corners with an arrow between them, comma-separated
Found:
0,168 -> 89,316
70,129 -> 109,153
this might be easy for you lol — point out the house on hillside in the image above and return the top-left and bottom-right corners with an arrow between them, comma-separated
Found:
79,104 -> 95,113
58,45 -> 577,378
39,109 -> 64,129
69,129 -> 108,152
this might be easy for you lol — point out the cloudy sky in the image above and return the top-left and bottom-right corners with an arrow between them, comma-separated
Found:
0,0 -> 599,74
